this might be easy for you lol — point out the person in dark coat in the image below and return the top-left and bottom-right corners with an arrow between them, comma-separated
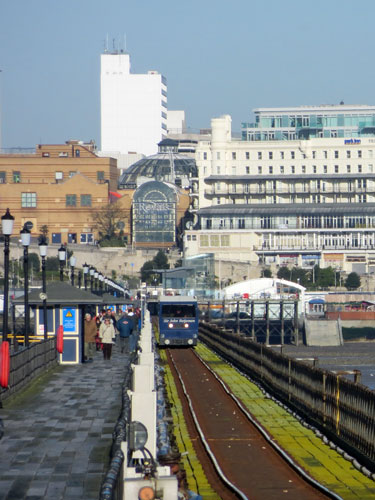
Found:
116,312 -> 133,353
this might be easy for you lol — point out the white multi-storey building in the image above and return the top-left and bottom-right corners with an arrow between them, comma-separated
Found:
184,106 -> 375,277
100,51 -> 167,157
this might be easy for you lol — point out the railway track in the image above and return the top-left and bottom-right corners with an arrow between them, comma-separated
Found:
166,347 -> 339,500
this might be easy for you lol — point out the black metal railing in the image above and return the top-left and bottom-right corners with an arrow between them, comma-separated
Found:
0,338 -> 57,402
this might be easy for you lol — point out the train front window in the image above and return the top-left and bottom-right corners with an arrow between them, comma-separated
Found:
161,304 -> 196,318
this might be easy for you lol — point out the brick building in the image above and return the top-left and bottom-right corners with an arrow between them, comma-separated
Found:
0,141 -> 119,244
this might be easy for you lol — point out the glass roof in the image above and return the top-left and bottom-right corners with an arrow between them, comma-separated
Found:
118,152 -> 197,188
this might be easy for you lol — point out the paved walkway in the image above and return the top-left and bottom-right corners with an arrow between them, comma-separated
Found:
0,345 -> 130,500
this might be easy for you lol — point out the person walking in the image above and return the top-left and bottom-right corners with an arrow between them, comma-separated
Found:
116,312 -> 133,354
127,307 -> 138,353
99,315 -> 116,360
84,313 -> 97,362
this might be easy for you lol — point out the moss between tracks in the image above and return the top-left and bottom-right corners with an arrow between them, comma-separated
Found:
160,349 -> 218,499
196,342 -> 375,500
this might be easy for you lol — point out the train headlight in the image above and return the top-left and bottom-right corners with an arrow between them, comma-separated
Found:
184,323 -> 189,328
165,339 -> 170,345
168,322 -> 174,328
188,339 -> 193,345
138,486 -> 156,500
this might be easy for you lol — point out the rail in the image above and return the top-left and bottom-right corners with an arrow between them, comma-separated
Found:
0,338 -> 58,403
199,322 -> 375,472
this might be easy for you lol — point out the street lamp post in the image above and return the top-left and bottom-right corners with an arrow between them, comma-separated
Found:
70,255 -> 76,286
58,245 -> 66,282
98,273 -> 104,295
89,267 -> 95,292
20,224 -> 31,346
39,236 -> 48,340
94,270 -> 99,294
83,263 -> 89,291
2,209 -> 14,342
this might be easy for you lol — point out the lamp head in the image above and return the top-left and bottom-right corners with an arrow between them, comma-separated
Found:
58,245 -> 66,262
38,236 -> 48,257
20,226 -> 31,247
1,208 -> 14,236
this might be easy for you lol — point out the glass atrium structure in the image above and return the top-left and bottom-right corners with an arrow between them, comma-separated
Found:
118,139 -> 197,189
241,104 -> 375,141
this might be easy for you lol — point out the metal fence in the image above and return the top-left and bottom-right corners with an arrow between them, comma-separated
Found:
199,322 -> 375,471
0,338 -> 58,403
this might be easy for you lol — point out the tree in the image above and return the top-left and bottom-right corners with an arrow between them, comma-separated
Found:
262,268 -> 272,278
345,272 -> 361,290
92,202 -> 127,246
316,266 -> 335,288
28,253 -> 41,273
46,256 -> 59,271
140,251 -> 170,284
40,225 -> 49,241
277,267 -> 290,280
140,260 -> 157,283
153,250 -> 170,270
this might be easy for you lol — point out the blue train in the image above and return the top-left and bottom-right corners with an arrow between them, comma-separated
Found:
158,296 -> 198,347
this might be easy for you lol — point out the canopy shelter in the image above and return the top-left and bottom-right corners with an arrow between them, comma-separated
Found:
12,282 -> 102,364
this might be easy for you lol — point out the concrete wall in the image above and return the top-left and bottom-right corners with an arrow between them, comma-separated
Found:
305,318 -> 342,346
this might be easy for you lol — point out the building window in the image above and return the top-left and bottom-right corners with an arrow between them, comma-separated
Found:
69,171 -> 77,178
246,152 -> 250,160
55,171 -> 63,181
280,166 -> 285,174
280,151 -> 284,159
324,151 -> 328,159
97,171 -> 105,181
324,165 -> 327,173
358,150 -> 362,158
291,166 -> 295,174
245,166 -> 250,174
258,152 -> 262,160
269,152 -> 273,159
21,192 -> 36,208
217,166 -> 221,174
291,151 -> 295,159
313,165 -> 317,174
238,218 -> 245,229
232,166 -> 236,175
335,165 -> 339,173
269,166 -> 273,174
217,152 -> 221,160
201,234 -> 209,245
347,150 -> 351,158
358,165 -> 362,173
203,152 -> 207,160
0,172 -> 6,184
13,171 -> 21,183
334,150 -> 339,158
312,151 -> 316,159
75,149 -> 80,157
66,194 -> 77,207
232,152 -> 236,160
369,150 -> 373,158
258,166 -> 262,174
347,165 -> 351,173
80,194 -> 92,207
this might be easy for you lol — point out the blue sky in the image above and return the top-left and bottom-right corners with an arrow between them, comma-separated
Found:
1,0 -> 374,148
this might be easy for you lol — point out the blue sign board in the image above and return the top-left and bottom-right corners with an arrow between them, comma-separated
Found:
62,308 -> 76,332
